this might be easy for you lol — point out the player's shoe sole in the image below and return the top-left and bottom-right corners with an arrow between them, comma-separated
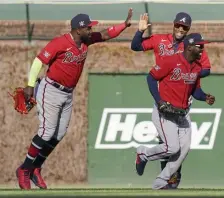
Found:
135,153 -> 147,176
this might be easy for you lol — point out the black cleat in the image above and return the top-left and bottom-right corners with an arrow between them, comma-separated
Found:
135,153 -> 147,176
168,172 -> 182,189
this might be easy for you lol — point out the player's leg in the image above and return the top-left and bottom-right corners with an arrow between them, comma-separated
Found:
32,92 -> 73,168
30,138 -> 59,189
167,97 -> 194,188
31,91 -> 73,188
32,138 -> 59,169
52,92 -> 73,141
16,78 -> 63,189
168,165 -> 182,189
168,115 -> 192,189
136,105 -> 180,177
158,136 -> 182,189
152,114 -> 192,189
158,136 -> 169,171
158,136 -> 169,170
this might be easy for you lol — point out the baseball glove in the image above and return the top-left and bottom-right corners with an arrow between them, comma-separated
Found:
8,87 -> 36,114
157,100 -> 187,117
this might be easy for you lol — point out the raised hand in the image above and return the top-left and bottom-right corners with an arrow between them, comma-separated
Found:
125,8 -> 133,27
139,13 -> 151,32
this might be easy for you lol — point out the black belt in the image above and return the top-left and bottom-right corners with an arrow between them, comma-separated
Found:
45,77 -> 73,93
51,82 -> 73,93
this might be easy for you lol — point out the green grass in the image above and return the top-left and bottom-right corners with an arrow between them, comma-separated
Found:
1,188 -> 224,197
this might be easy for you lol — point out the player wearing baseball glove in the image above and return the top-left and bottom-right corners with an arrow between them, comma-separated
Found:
131,12 -> 212,189
15,9 -> 133,190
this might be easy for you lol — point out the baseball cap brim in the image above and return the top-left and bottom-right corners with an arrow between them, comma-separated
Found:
88,20 -> 99,27
195,41 -> 210,44
174,22 -> 191,27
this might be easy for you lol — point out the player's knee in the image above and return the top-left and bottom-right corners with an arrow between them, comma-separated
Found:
47,138 -> 60,147
34,134 -> 47,147
158,137 -> 163,144
181,143 -> 191,157
167,144 -> 180,155
38,132 -> 54,141
186,144 -> 191,153
55,132 -> 66,141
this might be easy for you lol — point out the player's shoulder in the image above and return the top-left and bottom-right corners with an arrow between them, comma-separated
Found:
47,34 -> 69,49
51,34 -> 67,43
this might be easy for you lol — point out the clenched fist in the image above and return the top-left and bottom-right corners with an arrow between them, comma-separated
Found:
206,94 -> 215,105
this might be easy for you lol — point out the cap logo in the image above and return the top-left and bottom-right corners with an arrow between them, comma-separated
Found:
189,38 -> 194,44
180,17 -> 186,23
79,21 -> 85,27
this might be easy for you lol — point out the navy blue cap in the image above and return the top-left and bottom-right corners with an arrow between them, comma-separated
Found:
174,12 -> 192,27
71,14 -> 98,29
183,33 -> 210,47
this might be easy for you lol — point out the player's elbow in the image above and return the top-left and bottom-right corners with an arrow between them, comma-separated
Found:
131,45 -> 143,51
200,69 -> 210,78
131,42 -> 144,51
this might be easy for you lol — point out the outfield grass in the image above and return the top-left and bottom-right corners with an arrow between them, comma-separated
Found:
1,188 -> 224,197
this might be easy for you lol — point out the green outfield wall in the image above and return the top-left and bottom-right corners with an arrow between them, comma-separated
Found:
88,74 -> 224,188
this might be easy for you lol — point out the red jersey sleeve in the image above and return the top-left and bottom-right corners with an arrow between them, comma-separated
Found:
89,32 -> 104,45
198,50 -> 211,69
142,35 -> 157,51
37,38 -> 60,65
150,58 -> 171,80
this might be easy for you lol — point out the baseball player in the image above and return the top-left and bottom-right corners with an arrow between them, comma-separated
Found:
131,12 -> 211,188
135,33 -> 215,189
16,9 -> 133,190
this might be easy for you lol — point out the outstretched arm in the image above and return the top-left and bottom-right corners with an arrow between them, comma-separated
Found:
99,8 -> 133,41
131,13 -> 151,51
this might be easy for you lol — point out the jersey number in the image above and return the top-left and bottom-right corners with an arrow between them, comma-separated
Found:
170,68 -> 181,81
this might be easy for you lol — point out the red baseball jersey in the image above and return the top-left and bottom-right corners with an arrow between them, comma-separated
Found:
150,53 -> 202,109
37,32 -> 103,88
142,33 -> 211,70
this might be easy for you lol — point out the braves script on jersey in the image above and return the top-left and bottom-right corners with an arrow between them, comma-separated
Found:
37,33 -> 103,88
142,34 -> 211,70
150,53 -> 201,109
